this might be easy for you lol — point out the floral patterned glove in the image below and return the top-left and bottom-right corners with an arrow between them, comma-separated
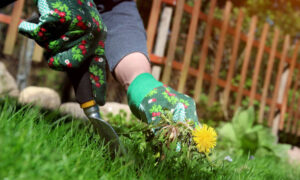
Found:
127,73 -> 199,125
18,0 -> 107,105
139,85 -> 199,125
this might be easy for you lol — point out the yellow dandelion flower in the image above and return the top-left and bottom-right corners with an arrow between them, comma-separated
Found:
192,124 -> 217,154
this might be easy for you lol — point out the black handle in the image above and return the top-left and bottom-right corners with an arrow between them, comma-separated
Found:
0,0 -> 17,8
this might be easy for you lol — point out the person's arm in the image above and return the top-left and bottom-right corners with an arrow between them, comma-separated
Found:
0,0 -> 17,8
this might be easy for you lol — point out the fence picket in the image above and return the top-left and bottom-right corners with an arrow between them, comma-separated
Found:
161,0 -> 300,70
285,69 -> 300,133
178,0 -> 201,93
0,14 -> 12,24
208,1 -> 232,106
162,0 -> 185,85
234,16 -> 257,111
194,0 -> 217,102
268,35 -> 290,126
292,89 -> 300,134
3,0 -> 24,55
223,10 -> 244,109
279,42 -> 300,130
249,23 -> 269,106
152,6 -> 173,80
258,28 -> 280,124
32,44 -> 44,62
146,0 -> 162,54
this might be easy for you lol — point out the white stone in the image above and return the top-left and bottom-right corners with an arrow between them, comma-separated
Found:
59,102 -> 87,120
288,146 -> 300,164
100,102 -> 132,120
19,86 -> 61,109
59,102 -> 133,121
0,62 -> 19,97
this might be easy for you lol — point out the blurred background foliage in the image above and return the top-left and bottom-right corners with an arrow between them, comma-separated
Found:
137,0 -> 300,40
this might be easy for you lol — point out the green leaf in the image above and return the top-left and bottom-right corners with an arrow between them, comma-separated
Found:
232,107 -> 255,135
69,30 -> 83,35
61,4 -> 69,12
179,99 -> 189,106
73,54 -> 83,61
65,15 -> 71,21
241,131 -> 259,154
146,89 -> 157,97
272,144 -> 291,159
245,125 -> 263,134
89,65 -> 97,74
218,123 -> 238,145
96,69 -> 103,77
257,128 -> 276,148
247,107 -> 255,126
51,2 -> 62,9
149,105 -> 162,113
95,48 -> 104,55
72,47 -> 81,54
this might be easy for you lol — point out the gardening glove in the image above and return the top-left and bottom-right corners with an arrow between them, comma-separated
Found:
127,73 -> 199,126
127,73 -> 200,152
18,0 -> 107,105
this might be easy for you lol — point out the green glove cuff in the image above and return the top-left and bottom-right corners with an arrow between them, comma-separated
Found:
127,73 -> 163,118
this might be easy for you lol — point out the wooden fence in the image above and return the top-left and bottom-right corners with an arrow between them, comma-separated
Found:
146,0 -> 300,136
0,0 -> 43,62
1,0 -> 300,137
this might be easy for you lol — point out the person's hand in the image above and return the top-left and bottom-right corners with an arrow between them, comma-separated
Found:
18,0 -> 107,105
138,85 -> 199,125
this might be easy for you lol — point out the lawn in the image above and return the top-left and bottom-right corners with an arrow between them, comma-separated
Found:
0,98 -> 299,179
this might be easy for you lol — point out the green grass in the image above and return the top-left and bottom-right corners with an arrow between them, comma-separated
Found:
0,98 -> 300,180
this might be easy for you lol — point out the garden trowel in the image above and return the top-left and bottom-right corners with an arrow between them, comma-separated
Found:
84,105 -> 126,156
